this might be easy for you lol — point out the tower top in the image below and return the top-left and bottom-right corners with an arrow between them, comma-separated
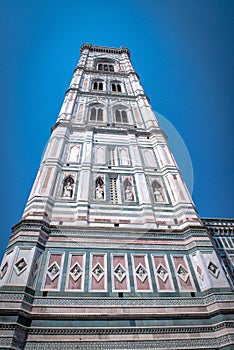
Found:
80,43 -> 130,57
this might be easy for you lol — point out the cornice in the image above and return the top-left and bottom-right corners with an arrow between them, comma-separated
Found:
65,86 -> 150,103
80,43 -> 130,57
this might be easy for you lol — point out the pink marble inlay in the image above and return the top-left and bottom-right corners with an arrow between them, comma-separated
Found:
153,256 -> 173,291
44,254 -> 62,289
113,255 -> 128,290
68,254 -> 84,290
133,255 -> 150,291
91,255 -> 105,291
173,256 -> 193,290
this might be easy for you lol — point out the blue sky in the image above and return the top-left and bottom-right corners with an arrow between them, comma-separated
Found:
0,0 -> 233,260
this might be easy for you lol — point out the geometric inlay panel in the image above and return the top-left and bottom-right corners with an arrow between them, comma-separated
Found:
66,253 -> 85,291
47,262 -> 60,281
177,264 -> 189,283
208,261 -> 220,279
70,262 -> 83,281
89,254 -> 107,292
14,258 -> 27,276
156,264 -> 169,282
43,253 -> 64,291
114,263 -> 127,283
92,263 -> 104,282
172,255 -> 195,292
135,263 -> 148,282
132,255 -> 152,292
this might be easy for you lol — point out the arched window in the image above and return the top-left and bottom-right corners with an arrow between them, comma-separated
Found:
90,107 -> 103,122
62,176 -> 75,198
92,81 -> 104,91
97,108 -> 103,121
111,83 -> 122,93
115,110 -> 121,123
119,148 -> 130,165
122,110 -> 127,123
114,109 -> 128,123
97,63 -> 115,72
68,145 -> 80,162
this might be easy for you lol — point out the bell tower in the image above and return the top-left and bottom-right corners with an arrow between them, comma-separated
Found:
0,44 -> 233,350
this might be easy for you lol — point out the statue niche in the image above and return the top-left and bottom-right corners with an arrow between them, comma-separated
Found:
62,176 -> 74,198
152,180 -> 164,202
123,177 -> 134,202
95,176 -> 105,200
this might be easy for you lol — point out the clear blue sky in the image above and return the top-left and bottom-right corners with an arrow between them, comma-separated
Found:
0,0 -> 233,260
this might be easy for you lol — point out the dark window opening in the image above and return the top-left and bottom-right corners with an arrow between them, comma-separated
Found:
112,83 -> 122,93
115,109 -> 128,124
90,107 -> 103,122
97,63 -> 114,72
93,81 -> 104,91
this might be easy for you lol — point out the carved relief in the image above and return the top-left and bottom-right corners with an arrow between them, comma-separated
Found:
135,264 -> 148,282
70,263 -> 83,282
14,258 -> 27,276
47,262 -> 60,281
92,263 -> 105,282
114,263 -> 127,283
156,265 -> 169,283
208,262 -> 220,279
177,265 -> 189,283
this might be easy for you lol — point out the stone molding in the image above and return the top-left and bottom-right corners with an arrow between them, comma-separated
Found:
20,335 -> 234,350
1,292 -> 233,307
